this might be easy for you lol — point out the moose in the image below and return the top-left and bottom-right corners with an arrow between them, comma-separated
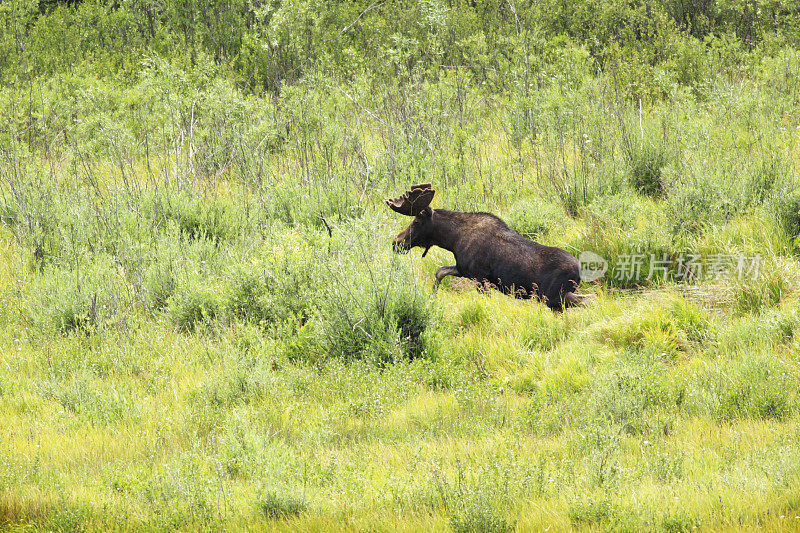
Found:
387,184 -> 583,311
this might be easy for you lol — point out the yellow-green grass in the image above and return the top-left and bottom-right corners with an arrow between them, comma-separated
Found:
2,223 -> 800,530
2,52 -> 800,531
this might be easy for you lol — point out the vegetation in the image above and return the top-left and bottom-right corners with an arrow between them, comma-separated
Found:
1,0 -> 800,530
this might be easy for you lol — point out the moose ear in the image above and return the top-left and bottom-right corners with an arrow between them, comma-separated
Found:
420,206 -> 433,218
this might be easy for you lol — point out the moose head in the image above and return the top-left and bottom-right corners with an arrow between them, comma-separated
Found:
386,183 -> 436,257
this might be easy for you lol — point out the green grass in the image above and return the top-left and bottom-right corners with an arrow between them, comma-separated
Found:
2,221 -> 800,530
2,15 -> 800,530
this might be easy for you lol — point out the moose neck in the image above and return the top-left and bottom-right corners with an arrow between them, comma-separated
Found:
428,209 -> 469,253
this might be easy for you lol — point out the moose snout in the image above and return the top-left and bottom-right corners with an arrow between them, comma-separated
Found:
392,235 -> 410,253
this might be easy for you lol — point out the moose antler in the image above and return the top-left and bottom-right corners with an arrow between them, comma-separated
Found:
386,183 -> 435,216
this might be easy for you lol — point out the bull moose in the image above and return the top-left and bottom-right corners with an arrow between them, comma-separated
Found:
387,183 -> 583,311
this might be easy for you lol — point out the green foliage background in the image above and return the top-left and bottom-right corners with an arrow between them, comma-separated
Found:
1,0 -> 800,530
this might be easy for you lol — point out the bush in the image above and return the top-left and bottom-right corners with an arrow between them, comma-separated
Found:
145,191 -> 243,243
568,498 -> 615,527
260,220 -> 437,365
666,178 -> 734,236
394,297 -> 431,359
568,497 -> 639,530
504,199 -> 565,240
450,508 -> 515,533
28,254 -> 127,335
744,158 -> 782,207
715,359 -> 794,421
776,189 -> 800,246
226,269 -> 271,324
597,296 -> 712,357
316,274 -> 433,364
429,462 -> 517,533
143,260 -> 177,311
662,511 -> 701,533
0,194 -> 17,227
629,143 -> 667,197
732,262 -> 790,316
222,233 -> 325,334
168,282 -> 221,332
257,490 -> 307,520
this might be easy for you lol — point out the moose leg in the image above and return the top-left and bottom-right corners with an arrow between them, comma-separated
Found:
548,291 -> 584,312
563,291 -> 582,308
433,265 -> 460,292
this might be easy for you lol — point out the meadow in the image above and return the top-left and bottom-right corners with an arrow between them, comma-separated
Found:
2,0 -> 800,530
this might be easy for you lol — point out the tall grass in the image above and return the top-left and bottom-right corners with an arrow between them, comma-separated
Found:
1,11 -> 800,531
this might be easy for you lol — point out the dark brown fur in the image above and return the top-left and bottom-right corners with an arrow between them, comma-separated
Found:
393,208 -> 582,311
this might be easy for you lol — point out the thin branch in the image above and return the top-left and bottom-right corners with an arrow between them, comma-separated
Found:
338,87 -> 388,128
339,1 -> 382,35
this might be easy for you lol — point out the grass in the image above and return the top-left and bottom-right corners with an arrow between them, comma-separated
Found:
2,241 -> 800,530
1,34 -> 800,532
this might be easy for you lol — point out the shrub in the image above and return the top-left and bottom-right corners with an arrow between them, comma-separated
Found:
744,158 -> 782,207
629,143 -> 667,197
664,32 -> 709,94
260,168 -> 365,229
652,449 -> 684,481
226,269 -> 270,324
28,254 -> 127,335
568,498 -> 615,527
567,498 -> 639,530
666,179 -> 732,236
145,191 -> 242,243
432,462 -> 517,533
257,490 -> 307,520
662,511 -> 701,533
776,189 -> 800,246
0,195 -> 17,227
732,262 -> 790,316
450,508 -> 515,533
716,366 -> 792,421
271,219 -> 437,364
504,199 -> 565,240
168,283 -> 221,332
394,297 -> 431,359
144,261 -> 177,311
317,283 -> 431,364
